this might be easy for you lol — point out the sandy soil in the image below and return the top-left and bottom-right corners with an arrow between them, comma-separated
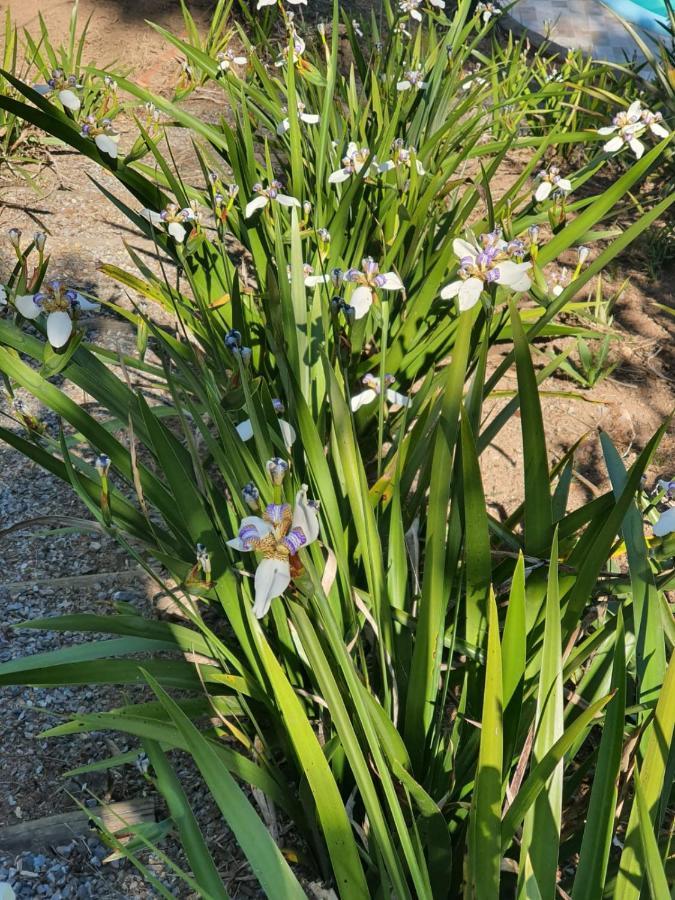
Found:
1,1 -> 674,897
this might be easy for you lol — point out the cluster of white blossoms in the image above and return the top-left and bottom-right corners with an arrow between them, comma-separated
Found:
598,100 -> 669,159
34,68 -> 121,157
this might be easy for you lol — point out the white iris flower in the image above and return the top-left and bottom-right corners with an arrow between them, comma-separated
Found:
140,203 -> 194,243
14,280 -> 99,349
345,257 -> 404,319
440,232 -> 532,312
245,180 -> 301,219
380,141 -> 425,175
80,115 -> 120,159
598,100 -> 669,159
277,100 -> 320,134
236,399 -> 296,450
328,142 -> 376,184
534,165 -> 572,202
227,487 -> 320,618
396,68 -> 428,92
34,69 -> 81,111
351,373 -> 410,411
217,49 -> 248,71
476,2 -> 500,22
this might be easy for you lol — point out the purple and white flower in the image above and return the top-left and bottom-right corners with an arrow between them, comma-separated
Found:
34,69 -> 81,111
245,180 -> 301,219
379,141 -> 425,175
227,486 -> 320,618
396,68 -> 428,92
328,142 -> 375,184
476,2 -> 500,23
440,232 -> 532,312
598,100 -> 669,159
80,115 -> 120,159
236,399 -> 297,450
351,373 -> 410,411
277,100 -> 320,134
217,49 -> 248,71
140,203 -> 194,243
344,257 -> 404,319
14,280 -> 99,348
534,165 -> 572,202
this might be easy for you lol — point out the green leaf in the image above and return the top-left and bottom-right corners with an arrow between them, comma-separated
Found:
143,740 -> 229,900
468,589 -> 503,898
141,669 -> 307,899
572,611 -> 626,900
509,300 -> 552,558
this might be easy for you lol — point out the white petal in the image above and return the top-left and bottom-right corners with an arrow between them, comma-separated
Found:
597,126 -> 617,136
328,168 -> 350,184
47,310 -> 73,348
453,238 -> 477,261
291,485 -> 320,545
14,294 -> 41,319
350,388 -> 377,411
253,558 -> 291,618
233,56 -> 248,66
168,221 -> 186,242
94,134 -> 119,158
277,118 -> 290,135
236,419 -> 254,441
415,160 -> 425,175
386,389 -> 410,407
245,195 -> 269,218
654,507 -> 675,537
378,271 -> 403,291
496,261 -> 532,292
72,292 -> 100,311
275,193 -> 301,207
411,9 -> 422,19
140,208 -> 162,224
651,123 -> 669,139
628,138 -> 645,159
457,278 -> 484,311
301,113 -> 320,125
304,274 -> 330,287
397,81 -> 411,91
33,84 -> 51,95
379,160 -> 396,173
58,89 -> 80,111
346,141 -> 358,156
627,100 -> 642,118
256,0 -> 276,6
440,280 -> 462,300
350,284 -> 374,319
279,419 -> 296,449
603,135 -> 624,153
557,178 -> 572,192
534,181 -> 552,202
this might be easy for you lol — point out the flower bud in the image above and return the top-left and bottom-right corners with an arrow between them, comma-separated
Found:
528,225 -> 540,245
34,232 -> 47,252
577,245 -> 590,265
303,201 -> 312,218
196,543 -> 211,577
8,228 -> 21,249
224,329 -> 241,351
317,228 -> 331,244
239,346 -> 252,366
95,454 -> 111,477
242,482 -> 260,510
266,457 -> 289,486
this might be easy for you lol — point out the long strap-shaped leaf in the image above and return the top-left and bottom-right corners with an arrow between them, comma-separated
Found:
141,670 -> 307,899
251,621 -> 370,900
613,650 -> 675,900
467,589 -> 503,899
